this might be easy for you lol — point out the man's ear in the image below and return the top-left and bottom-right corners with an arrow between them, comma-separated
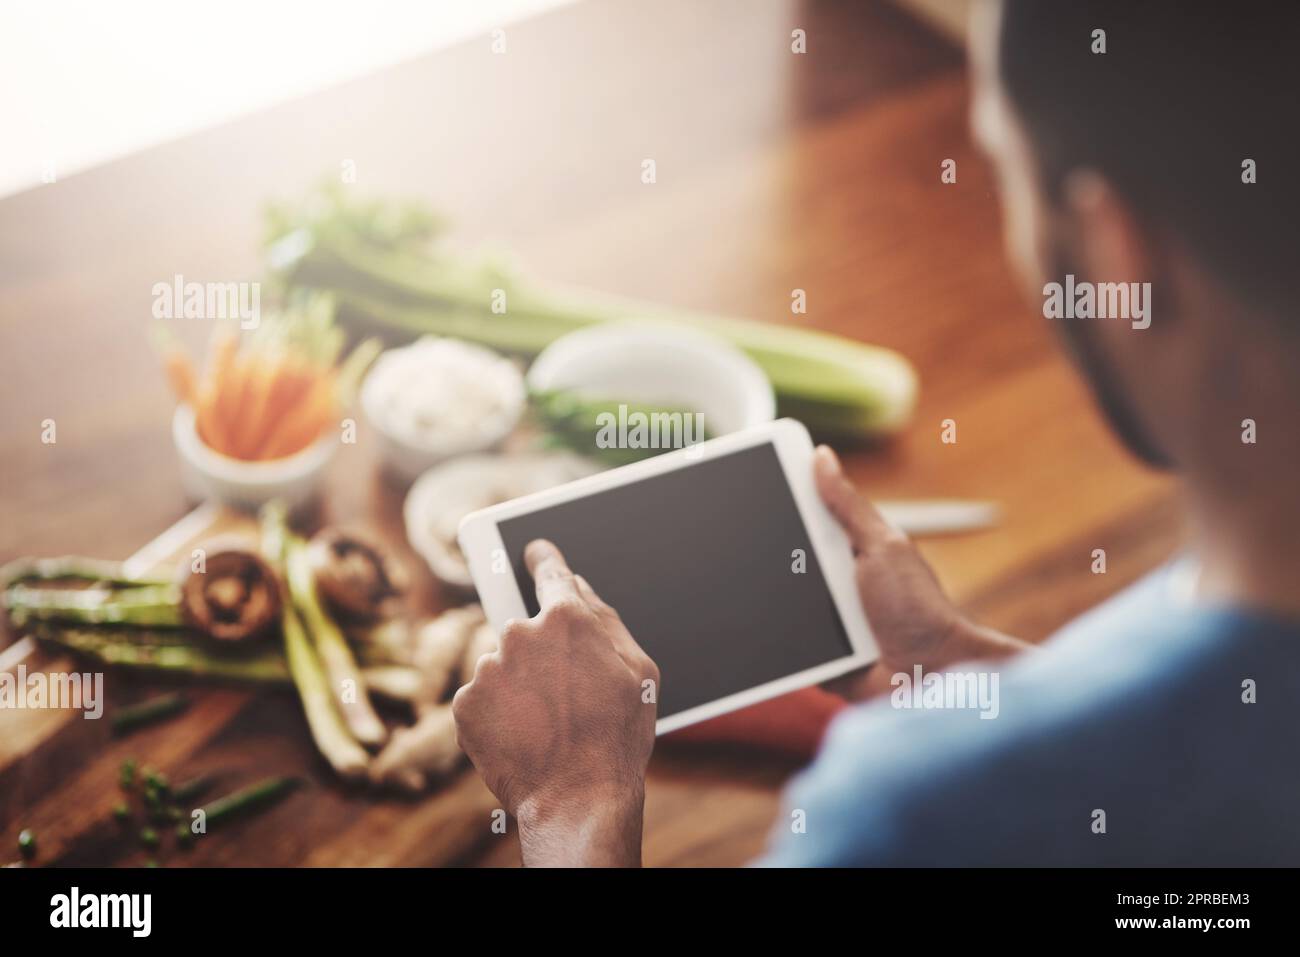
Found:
1061,170 -> 1157,308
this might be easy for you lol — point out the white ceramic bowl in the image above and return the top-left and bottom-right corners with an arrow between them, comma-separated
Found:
172,404 -> 336,511
526,321 -> 776,438
404,451 -> 599,591
361,338 -> 527,483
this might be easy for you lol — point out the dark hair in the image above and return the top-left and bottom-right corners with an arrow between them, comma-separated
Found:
997,0 -> 1299,311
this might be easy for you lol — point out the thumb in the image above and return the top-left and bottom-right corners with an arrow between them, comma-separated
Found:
813,445 -> 889,554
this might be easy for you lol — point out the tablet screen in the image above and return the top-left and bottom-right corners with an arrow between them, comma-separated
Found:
497,441 -> 853,719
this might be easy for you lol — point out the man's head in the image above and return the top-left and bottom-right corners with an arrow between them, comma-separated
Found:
970,1 -> 1299,476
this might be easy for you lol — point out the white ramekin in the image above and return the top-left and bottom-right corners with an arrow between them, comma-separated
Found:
360,340 -> 527,484
172,404 -> 337,511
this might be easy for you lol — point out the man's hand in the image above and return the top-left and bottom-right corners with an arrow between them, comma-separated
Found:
814,445 -> 1028,700
452,539 -> 658,867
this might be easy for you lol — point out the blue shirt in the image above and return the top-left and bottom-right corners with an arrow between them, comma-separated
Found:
759,563 -> 1300,866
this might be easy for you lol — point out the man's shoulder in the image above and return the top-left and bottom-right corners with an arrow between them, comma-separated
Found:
763,568 -> 1300,866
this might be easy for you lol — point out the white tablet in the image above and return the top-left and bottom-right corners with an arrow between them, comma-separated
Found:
458,418 -> 877,733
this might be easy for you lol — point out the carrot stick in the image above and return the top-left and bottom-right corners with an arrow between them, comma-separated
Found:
222,356 -> 254,455
269,359 -> 319,418
228,354 -> 273,460
232,355 -> 272,459
201,331 -> 240,454
195,385 -> 229,455
256,372 -> 316,455
257,374 -> 336,460
196,330 -> 240,455
243,357 -> 314,458
163,344 -> 199,407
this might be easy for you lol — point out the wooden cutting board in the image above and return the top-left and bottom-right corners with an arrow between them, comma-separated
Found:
0,504 -> 505,868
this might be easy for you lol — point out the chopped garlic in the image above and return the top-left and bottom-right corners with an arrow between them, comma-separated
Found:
366,338 -> 523,450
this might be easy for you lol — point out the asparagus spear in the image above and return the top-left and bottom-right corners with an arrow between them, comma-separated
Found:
31,618 -> 415,697
0,556 -> 174,589
28,622 -> 291,682
5,583 -> 184,628
4,546 -> 280,644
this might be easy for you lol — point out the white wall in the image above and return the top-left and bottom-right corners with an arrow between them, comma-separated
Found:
0,0 -> 573,198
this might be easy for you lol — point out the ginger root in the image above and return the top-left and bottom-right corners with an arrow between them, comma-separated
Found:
367,604 -> 498,793
369,705 -> 461,792
412,605 -> 486,705
361,666 -> 426,704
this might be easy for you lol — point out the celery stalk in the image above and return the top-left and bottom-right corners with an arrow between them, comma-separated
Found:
266,189 -> 918,437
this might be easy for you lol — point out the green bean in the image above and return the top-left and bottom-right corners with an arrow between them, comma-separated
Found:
171,773 -> 217,805
111,693 -> 189,736
198,776 -> 300,830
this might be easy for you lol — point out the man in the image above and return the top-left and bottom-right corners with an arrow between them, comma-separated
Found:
452,0 -> 1300,866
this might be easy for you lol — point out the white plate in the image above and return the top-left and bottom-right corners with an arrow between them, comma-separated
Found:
404,451 -> 599,591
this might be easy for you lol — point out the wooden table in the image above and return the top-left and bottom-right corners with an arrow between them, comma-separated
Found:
0,0 -> 1180,867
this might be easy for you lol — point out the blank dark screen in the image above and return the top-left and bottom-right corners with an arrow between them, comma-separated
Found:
497,442 -> 853,718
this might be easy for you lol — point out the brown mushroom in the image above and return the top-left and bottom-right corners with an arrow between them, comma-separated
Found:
307,528 -> 408,621
180,547 -> 281,643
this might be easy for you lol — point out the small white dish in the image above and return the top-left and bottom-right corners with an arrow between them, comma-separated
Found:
404,451 -> 598,591
172,404 -> 336,512
361,338 -> 527,483
526,322 -> 776,439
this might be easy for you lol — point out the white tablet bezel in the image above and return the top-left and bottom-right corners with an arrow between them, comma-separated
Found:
457,418 -> 877,734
